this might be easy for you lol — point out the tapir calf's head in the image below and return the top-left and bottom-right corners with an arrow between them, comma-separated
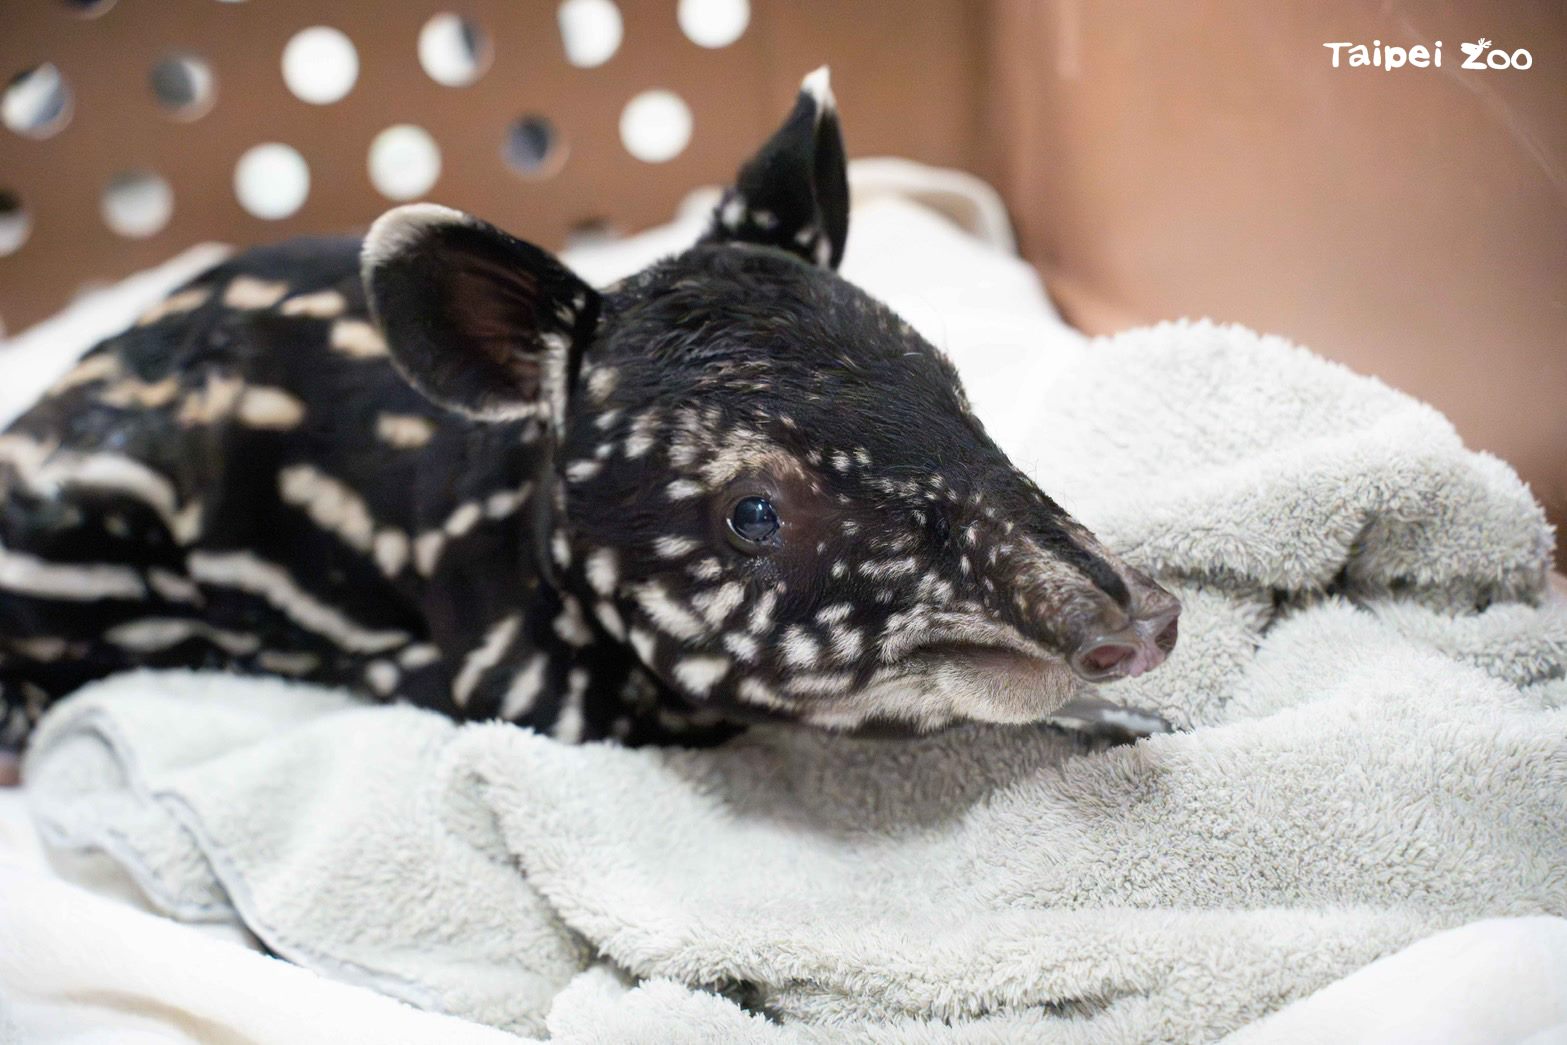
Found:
363,68 -> 1179,733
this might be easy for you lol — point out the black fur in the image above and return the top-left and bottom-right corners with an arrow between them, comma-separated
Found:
0,73 -> 1178,750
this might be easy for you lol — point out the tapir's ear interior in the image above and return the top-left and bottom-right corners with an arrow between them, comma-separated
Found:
700,65 -> 849,269
361,203 -> 599,423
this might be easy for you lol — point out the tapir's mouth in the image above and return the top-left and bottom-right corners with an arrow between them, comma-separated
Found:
910,640 -> 1054,674
907,608 -> 1179,687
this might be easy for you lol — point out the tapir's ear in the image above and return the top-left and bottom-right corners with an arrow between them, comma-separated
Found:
361,203 -> 599,424
700,65 -> 849,269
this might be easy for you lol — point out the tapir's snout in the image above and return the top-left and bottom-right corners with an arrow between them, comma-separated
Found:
1063,572 -> 1180,683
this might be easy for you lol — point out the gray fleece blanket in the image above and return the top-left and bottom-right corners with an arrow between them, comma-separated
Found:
24,319 -> 1567,1042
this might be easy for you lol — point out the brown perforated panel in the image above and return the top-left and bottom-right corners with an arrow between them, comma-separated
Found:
0,0 -> 986,333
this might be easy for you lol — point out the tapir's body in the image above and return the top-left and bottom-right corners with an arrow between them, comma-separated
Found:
0,238 -> 665,746
1,71 -> 1179,754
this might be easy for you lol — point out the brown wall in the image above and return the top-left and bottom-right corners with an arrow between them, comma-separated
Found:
0,0 -> 985,332
985,0 -> 1567,565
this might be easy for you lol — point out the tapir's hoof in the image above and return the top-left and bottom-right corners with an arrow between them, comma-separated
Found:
1047,695 -> 1173,746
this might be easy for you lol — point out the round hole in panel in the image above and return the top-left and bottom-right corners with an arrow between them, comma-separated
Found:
557,0 -> 623,69
150,52 -> 217,120
503,116 -> 565,178
419,14 -> 492,87
281,26 -> 358,105
102,170 -> 174,238
3,64 -> 73,139
620,90 -> 692,164
369,124 -> 442,200
677,0 -> 749,48
234,142 -> 310,220
60,0 -> 118,17
0,190 -> 31,256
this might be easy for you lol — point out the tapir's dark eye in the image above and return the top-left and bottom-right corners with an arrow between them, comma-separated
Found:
728,496 -> 780,547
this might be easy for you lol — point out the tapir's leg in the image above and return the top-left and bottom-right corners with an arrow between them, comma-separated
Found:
1047,694 -> 1173,745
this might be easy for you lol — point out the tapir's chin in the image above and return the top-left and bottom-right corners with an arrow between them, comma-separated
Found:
799,646 -> 1083,733
918,647 -> 1084,725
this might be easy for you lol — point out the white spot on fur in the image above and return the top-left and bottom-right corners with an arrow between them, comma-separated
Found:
781,626 -> 820,668
720,196 -> 745,230
723,632 -> 759,662
747,590 -> 777,635
633,583 -> 707,640
567,459 -> 603,483
485,485 -> 531,519
375,413 -> 436,449
373,529 -> 409,575
692,581 -> 744,626
50,353 -> 121,394
446,502 -> 484,539
222,276 -> 289,309
499,654 -> 547,720
280,289 -> 348,318
398,643 -> 442,669
654,535 -> 699,559
329,319 -> 388,358
554,596 -> 593,646
629,627 -> 657,664
829,625 -> 863,661
815,603 -> 852,625
554,668 -> 590,741
674,655 -> 729,696
105,618 -> 260,656
594,600 -> 627,641
176,374 -> 244,426
625,412 -> 659,458
586,367 -> 619,403
414,532 -> 445,576
786,671 -> 853,696
366,659 -> 400,696
137,287 -> 210,325
452,614 -> 521,707
98,376 -> 180,409
585,548 -> 619,596
858,556 -> 918,580
148,568 -> 200,604
256,650 -> 321,675
666,479 -> 704,500
236,387 -> 306,429
278,464 -> 377,553
738,678 -> 786,709
0,436 -> 196,547
187,551 -> 408,653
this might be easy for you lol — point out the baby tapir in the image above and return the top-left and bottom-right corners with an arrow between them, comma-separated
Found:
0,70 -> 1179,752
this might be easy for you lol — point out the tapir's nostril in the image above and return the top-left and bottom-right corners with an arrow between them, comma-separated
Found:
1069,600 -> 1178,683
1154,615 -> 1179,652
1075,641 -> 1137,680
1062,573 -> 1180,683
